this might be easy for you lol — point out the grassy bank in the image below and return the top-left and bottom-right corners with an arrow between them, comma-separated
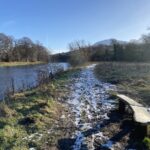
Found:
0,68 -> 79,149
95,62 -> 150,106
0,61 -> 45,67
95,62 -> 150,149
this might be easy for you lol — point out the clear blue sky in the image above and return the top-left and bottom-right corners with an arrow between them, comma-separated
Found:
0,0 -> 150,53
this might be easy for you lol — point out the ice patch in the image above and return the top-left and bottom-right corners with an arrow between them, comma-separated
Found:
102,140 -> 114,149
67,64 -> 116,149
73,132 -> 84,150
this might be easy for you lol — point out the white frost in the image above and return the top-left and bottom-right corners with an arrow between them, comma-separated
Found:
67,64 -> 116,149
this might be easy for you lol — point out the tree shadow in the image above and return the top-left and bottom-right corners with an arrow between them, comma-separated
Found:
95,109 -> 145,149
124,123 -> 147,150
57,109 -> 141,150
57,110 -> 123,150
57,138 -> 76,150
57,137 -> 89,150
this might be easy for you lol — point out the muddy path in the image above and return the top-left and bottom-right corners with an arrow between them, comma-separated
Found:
58,65 -> 131,150
57,65 -> 144,150
27,65 -> 143,150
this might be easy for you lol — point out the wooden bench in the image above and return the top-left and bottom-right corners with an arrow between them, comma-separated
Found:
115,94 -> 150,136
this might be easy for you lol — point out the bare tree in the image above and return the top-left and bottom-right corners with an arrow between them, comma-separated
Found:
0,33 -> 13,61
0,33 -> 50,63
68,40 -> 90,66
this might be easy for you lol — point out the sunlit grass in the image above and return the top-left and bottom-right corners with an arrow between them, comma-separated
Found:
95,62 -> 150,106
0,68 -> 80,149
0,61 -> 45,67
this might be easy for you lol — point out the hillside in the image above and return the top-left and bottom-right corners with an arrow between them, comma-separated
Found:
93,39 -> 127,46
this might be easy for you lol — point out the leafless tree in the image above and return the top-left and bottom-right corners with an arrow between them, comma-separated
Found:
0,33 -> 13,61
68,40 -> 91,66
0,33 -> 50,62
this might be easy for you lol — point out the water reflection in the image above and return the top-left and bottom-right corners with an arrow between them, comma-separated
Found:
0,63 -> 69,100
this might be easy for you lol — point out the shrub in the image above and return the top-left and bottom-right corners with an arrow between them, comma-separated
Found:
143,137 -> 150,149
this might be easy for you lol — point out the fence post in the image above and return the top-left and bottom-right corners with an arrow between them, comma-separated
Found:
146,123 -> 150,137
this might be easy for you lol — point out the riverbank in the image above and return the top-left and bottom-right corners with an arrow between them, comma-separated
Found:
0,61 -> 45,67
0,64 -> 148,150
0,68 -> 79,149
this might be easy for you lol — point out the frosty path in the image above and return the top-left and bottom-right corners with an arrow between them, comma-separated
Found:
67,65 -> 116,150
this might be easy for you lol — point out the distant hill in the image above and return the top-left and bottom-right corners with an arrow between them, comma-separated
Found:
52,39 -> 128,62
93,39 -> 127,46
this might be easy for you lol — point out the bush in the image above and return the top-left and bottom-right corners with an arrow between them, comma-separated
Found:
143,137 -> 150,150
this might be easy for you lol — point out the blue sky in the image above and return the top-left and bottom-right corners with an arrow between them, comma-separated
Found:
0,0 -> 150,53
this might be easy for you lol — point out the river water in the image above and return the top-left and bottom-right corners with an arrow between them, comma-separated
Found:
0,63 -> 69,100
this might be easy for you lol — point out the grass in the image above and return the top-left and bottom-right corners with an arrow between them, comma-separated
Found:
95,62 -> 150,106
143,137 -> 150,150
0,68 -> 80,149
95,62 -> 150,149
0,61 -> 45,67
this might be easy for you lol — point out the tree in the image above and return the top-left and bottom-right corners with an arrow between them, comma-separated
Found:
11,37 -> 50,62
35,42 -> 50,62
68,40 -> 90,66
0,33 -> 13,61
15,37 -> 34,61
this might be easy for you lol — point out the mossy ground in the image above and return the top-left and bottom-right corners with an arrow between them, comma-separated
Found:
0,68 -> 80,150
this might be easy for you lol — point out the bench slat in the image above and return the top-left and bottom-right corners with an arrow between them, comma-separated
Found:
117,94 -> 142,107
131,106 -> 150,124
116,94 -> 150,124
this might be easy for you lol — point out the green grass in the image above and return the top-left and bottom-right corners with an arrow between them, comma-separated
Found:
0,68 -> 80,149
143,137 -> 150,150
0,61 -> 45,67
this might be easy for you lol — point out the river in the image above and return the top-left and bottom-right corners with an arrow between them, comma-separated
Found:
0,63 -> 69,100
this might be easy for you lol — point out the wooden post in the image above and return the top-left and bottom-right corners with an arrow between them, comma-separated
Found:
146,124 -> 150,137
118,100 -> 126,114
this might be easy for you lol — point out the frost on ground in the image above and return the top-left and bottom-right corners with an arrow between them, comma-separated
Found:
27,64 -> 140,150
65,65 -> 118,150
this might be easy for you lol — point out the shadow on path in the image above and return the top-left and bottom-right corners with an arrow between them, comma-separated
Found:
57,109 -> 144,150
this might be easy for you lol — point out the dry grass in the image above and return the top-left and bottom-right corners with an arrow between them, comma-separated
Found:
95,62 -> 150,106
0,68 -> 79,149
95,62 -> 150,149
0,61 -> 45,67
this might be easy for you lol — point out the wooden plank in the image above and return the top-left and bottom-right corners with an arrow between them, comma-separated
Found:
116,94 -> 142,107
131,106 -> 150,124
147,124 -> 150,136
116,94 -> 150,124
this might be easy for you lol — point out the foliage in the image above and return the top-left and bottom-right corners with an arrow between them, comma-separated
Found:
143,137 -> 150,150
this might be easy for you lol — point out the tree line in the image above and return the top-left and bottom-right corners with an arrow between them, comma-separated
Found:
0,33 -> 50,62
52,32 -> 150,66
